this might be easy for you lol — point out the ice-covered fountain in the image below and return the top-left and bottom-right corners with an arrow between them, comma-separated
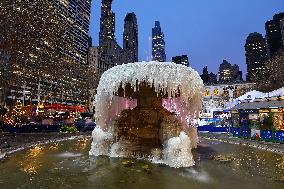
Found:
89,61 -> 204,168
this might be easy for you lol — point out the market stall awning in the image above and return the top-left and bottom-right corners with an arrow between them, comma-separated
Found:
230,100 -> 284,110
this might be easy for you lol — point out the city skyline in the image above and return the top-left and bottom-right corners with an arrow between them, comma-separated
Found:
89,0 -> 283,75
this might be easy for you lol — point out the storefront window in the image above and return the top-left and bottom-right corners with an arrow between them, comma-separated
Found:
273,112 -> 283,130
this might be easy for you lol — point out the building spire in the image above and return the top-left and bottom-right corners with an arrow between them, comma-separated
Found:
152,21 -> 166,62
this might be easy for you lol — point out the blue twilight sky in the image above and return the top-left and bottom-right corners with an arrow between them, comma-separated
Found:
89,0 -> 283,76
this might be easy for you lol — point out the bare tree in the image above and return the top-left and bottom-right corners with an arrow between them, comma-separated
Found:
256,50 -> 284,92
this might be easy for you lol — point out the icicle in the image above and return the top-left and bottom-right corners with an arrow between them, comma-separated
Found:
93,61 -> 204,145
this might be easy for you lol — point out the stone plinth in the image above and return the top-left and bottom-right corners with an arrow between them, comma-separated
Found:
113,84 -> 181,154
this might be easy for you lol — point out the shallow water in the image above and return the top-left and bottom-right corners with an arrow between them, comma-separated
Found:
0,138 -> 284,189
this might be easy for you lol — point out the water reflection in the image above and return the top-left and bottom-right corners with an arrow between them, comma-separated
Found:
75,137 -> 89,150
0,139 -> 283,189
20,146 -> 44,175
227,147 -> 284,181
49,143 -> 59,151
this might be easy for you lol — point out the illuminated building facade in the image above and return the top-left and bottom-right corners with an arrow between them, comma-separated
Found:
0,49 -> 10,106
99,0 -> 115,44
281,19 -> 284,46
88,46 -> 99,112
123,13 -> 138,63
98,0 -> 139,75
219,60 -> 243,84
202,82 -> 256,117
265,12 -> 284,58
88,47 -> 99,75
172,55 -> 189,67
0,0 -> 90,107
152,21 -> 166,62
53,0 -> 92,65
245,32 -> 269,82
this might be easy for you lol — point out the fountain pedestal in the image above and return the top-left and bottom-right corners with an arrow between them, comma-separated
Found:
90,62 -> 203,167
113,84 -> 181,155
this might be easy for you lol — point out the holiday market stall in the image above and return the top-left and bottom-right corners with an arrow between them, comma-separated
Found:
230,98 -> 284,143
2,102 -> 90,133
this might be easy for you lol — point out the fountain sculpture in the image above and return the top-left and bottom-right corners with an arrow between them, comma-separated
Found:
89,62 -> 204,168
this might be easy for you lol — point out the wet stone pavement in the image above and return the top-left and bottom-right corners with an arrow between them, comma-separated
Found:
0,132 -> 91,157
199,132 -> 284,155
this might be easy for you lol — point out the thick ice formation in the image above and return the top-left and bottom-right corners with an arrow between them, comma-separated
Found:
90,61 -> 204,168
89,127 -> 113,156
94,61 -> 203,130
162,132 -> 195,168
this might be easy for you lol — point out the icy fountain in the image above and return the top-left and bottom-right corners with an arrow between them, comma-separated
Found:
89,61 -> 204,168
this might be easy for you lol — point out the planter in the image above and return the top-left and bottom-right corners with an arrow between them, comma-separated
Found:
260,130 -> 273,142
274,131 -> 284,143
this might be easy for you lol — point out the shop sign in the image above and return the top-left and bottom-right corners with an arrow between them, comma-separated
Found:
249,113 -> 259,120
231,110 -> 238,114
259,109 -> 269,113
213,89 -> 220,96
271,108 -> 283,113
204,90 -> 210,97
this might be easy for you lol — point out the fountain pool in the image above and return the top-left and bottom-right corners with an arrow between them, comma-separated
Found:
0,138 -> 283,189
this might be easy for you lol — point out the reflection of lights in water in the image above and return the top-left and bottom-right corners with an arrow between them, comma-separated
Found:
276,156 -> 284,170
75,138 -> 89,150
213,154 -> 234,163
49,143 -> 59,150
20,146 -> 44,175
29,146 -> 44,157
228,149 -> 284,180
22,164 -> 38,175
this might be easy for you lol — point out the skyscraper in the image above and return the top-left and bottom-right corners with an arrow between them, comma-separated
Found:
0,0 -> 91,107
219,60 -> 243,84
88,47 -> 99,75
98,0 -> 139,74
123,13 -> 138,63
172,55 -> 189,67
219,60 -> 233,83
88,46 -> 99,104
53,0 -> 92,65
0,49 -> 10,106
245,32 -> 269,82
99,0 -> 115,45
208,72 -> 218,85
265,12 -> 284,58
281,19 -> 284,46
200,67 -> 209,84
98,0 -> 124,72
231,64 -> 243,82
200,66 -> 217,85
152,21 -> 166,62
